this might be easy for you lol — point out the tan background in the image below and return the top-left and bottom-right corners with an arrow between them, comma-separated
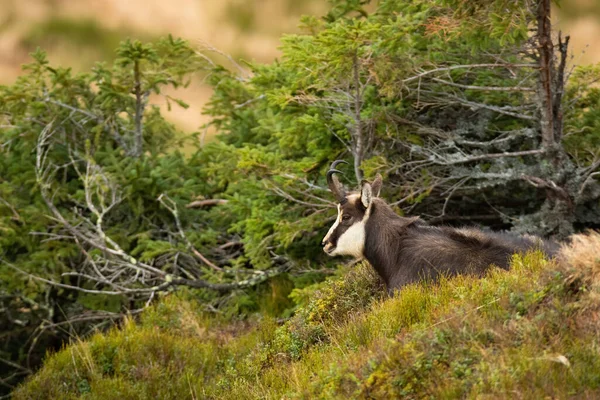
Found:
1,0 -> 597,134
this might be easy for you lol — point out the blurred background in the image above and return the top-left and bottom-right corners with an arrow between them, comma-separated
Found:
0,0 -> 598,134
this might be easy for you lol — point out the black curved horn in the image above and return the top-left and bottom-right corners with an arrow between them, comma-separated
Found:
330,160 -> 348,170
326,160 -> 348,202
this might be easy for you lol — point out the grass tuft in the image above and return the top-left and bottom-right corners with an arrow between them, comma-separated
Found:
560,231 -> 600,287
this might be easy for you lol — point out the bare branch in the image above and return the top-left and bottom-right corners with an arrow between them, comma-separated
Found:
0,195 -> 21,221
132,59 -> 149,157
403,63 -> 538,84
158,194 -> 223,272
421,149 -> 544,166
28,125 -> 288,308
521,174 -> 573,205
197,40 -> 249,77
268,184 -> 333,209
0,357 -> 32,375
234,94 -> 266,109
186,198 -> 229,209
441,94 -> 537,121
578,172 -> 600,199
46,99 -> 130,154
429,77 -> 534,92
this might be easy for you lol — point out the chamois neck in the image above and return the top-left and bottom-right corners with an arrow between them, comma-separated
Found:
363,199 -> 414,286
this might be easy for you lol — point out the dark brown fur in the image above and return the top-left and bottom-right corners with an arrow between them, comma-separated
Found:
363,198 -> 558,293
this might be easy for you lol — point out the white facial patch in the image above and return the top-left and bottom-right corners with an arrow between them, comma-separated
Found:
330,218 -> 366,259
322,194 -> 370,259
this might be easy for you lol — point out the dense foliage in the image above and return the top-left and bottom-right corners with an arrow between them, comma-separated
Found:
1,0 -> 600,395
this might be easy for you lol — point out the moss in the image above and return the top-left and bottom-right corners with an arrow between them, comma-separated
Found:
14,237 -> 600,399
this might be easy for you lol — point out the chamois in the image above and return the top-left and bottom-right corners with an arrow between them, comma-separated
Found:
321,160 -> 558,293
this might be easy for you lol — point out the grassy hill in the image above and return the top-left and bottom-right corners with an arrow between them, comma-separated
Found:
12,232 -> 600,399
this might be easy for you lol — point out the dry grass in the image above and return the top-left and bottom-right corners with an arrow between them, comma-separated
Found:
560,231 -> 600,288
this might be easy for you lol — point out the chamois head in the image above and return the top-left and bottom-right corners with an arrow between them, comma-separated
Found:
321,160 -> 382,258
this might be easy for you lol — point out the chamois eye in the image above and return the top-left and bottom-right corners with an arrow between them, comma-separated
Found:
342,214 -> 351,221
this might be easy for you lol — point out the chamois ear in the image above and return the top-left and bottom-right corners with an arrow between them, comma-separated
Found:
360,181 -> 373,209
371,174 -> 383,197
402,216 -> 421,228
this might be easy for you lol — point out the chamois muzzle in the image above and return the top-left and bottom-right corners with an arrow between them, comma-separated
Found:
326,160 -> 348,203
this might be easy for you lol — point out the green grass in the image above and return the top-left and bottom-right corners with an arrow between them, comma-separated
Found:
12,236 -> 600,399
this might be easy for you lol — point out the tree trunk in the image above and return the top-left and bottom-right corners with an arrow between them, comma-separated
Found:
536,0 -> 556,151
352,51 -> 364,183
532,0 -> 574,238
132,59 -> 146,158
